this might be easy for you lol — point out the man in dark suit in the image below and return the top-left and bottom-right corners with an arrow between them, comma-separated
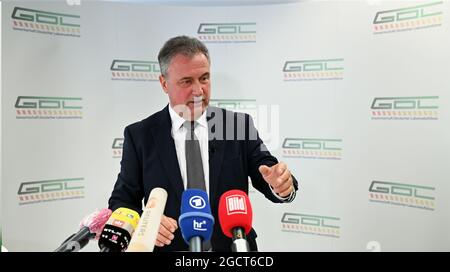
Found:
108,35 -> 299,252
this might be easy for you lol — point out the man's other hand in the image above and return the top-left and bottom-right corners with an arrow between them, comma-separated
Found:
155,215 -> 178,247
259,162 -> 294,197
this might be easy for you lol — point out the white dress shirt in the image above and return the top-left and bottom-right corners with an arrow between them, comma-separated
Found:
168,105 -> 295,202
169,105 -> 210,196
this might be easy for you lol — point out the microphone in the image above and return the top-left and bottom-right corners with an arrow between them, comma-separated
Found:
127,188 -> 168,252
98,207 -> 140,252
218,189 -> 253,252
54,208 -> 112,252
178,189 -> 214,252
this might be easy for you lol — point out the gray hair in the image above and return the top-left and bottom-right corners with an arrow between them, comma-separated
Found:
157,35 -> 210,77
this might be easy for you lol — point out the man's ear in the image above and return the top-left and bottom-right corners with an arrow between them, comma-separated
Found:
159,75 -> 168,94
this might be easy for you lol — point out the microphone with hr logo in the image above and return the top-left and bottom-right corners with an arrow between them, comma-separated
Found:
178,189 -> 214,252
218,189 -> 253,252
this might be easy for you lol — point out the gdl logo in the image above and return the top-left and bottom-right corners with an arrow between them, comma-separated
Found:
281,212 -> 340,238
372,1 -> 443,34
110,60 -> 160,82
197,23 -> 256,43
282,138 -> 343,160
15,96 -> 83,119
11,6 -> 81,37
283,59 -> 344,81
189,196 -> 206,209
369,180 -> 435,211
209,99 -> 258,124
370,96 -> 439,120
17,177 -> 85,205
112,138 -> 124,159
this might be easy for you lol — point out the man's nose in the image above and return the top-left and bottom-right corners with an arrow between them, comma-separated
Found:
192,82 -> 204,96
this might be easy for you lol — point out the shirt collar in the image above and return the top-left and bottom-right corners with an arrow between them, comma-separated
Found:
168,104 -> 208,132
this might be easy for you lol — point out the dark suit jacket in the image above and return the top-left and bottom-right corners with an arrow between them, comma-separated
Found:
108,105 -> 298,252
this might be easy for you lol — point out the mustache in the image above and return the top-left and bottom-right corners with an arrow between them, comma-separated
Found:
188,98 -> 206,104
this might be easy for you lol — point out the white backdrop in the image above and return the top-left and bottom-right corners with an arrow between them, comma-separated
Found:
2,0 -> 450,252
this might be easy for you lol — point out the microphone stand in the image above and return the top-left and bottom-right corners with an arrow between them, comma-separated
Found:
189,236 -> 203,252
231,228 -> 250,252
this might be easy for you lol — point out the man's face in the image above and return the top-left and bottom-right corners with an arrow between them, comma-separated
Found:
159,53 -> 211,120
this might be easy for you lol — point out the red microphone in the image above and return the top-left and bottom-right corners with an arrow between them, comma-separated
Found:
218,189 -> 253,252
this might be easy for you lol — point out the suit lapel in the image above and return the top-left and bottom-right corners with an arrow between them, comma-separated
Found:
152,106 -> 184,201
207,107 -> 225,205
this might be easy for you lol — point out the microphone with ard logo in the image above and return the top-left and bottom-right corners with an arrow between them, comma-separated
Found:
178,189 -> 214,252
218,189 -> 253,252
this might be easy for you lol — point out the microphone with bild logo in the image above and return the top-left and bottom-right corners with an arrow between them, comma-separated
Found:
218,189 -> 253,252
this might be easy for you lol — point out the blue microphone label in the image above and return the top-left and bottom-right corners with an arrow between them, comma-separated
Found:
189,196 -> 206,209
193,220 -> 208,231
